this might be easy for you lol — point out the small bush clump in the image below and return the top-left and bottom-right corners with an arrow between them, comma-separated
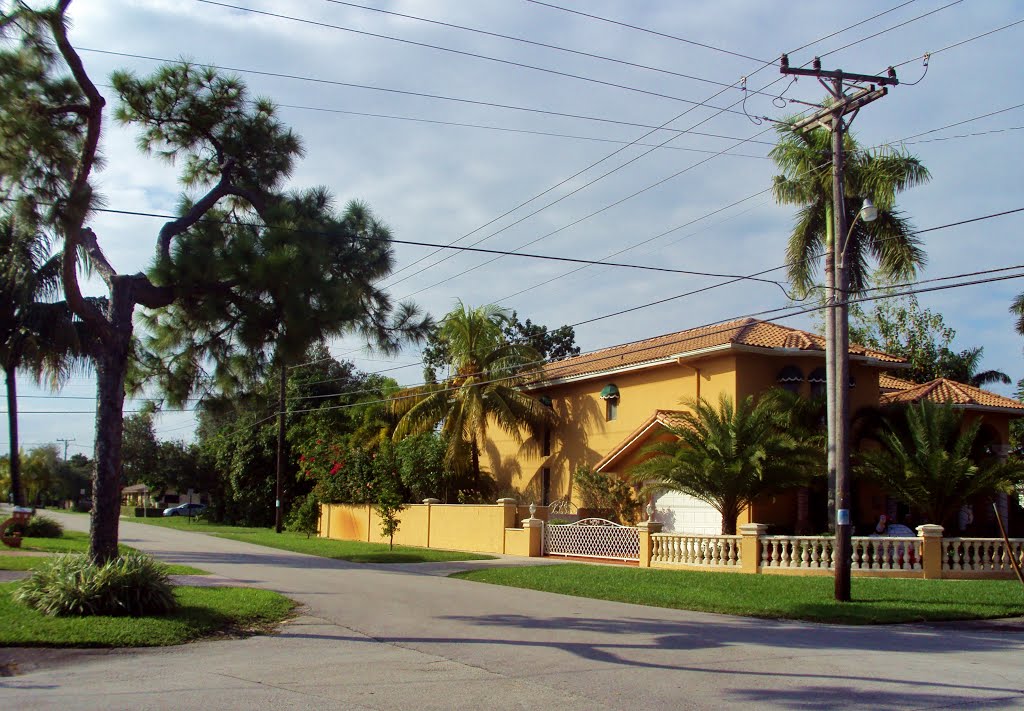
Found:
15,553 -> 177,617
24,516 -> 64,538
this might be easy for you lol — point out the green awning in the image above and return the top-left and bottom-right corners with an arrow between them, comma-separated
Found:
599,383 -> 620,400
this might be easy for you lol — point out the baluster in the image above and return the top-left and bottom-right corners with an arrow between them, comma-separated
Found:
966,541 -> 977,572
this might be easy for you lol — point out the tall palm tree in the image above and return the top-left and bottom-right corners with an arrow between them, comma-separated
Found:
393,302 -> 554,486
856,401 -> 1024,528
630,394 -> 817,535
0,216 -> 80,506
770,120 -> 930,297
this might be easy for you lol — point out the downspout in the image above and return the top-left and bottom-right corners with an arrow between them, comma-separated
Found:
676,358 -> 701,401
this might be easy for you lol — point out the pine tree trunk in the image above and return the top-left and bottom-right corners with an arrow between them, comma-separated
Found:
89,289 -> 132,565
4,365 -> 24,506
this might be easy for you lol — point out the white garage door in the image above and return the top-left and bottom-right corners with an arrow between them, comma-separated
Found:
654,490 -> 721,534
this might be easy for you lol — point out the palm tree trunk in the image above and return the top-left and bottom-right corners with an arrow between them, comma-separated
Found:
4,364 -> 24,506
721,501 -> 738,535
471,437 -> 480,487
824,201 -> 837,535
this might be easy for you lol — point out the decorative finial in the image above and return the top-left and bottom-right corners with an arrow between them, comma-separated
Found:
529,502 -> 537,517
646,503 -> 655,522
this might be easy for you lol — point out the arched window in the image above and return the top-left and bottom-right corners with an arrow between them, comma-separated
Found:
776,365 -> 804,394
808,367 -> 828,400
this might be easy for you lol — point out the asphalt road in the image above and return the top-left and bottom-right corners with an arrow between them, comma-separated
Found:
3,510 -> 1023,710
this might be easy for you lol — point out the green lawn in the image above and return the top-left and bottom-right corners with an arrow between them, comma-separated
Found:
452,564 -> 1024,624
0,555 -> 208,575
18,530 -> 133,556
130,517 -> 495,563
0,582 -> 294,647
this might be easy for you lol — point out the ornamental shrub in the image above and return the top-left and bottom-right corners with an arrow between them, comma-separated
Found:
15,553 -> 177,617
25,515 -> 64,538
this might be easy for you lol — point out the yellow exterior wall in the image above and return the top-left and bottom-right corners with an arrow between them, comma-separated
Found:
321,503 -> 519,555
484,354 -> 739,504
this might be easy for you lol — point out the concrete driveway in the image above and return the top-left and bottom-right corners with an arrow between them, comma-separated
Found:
2,510 -> 1023,710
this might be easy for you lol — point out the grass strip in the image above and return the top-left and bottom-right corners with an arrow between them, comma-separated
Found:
18,531 -> 133,556
0,556 -> 208,575
131,517 -> 495,563
452,564 -> 1024,624
0,582 -> 294,647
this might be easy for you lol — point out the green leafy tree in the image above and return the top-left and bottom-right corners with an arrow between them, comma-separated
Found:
856,401 -> 1024,528
0,3 -> 430,561
286,493 -> 320,538
848,291 -> 1009,386
393,302 -> 555,486
374,483 -> 405,551
21,443 -> 60,505
572,464 -> 640,524
630,394 -> 816,535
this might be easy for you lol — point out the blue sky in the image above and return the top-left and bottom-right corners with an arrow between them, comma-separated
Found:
7,0 -> 1024,457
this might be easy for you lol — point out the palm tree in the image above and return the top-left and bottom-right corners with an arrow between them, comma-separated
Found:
1011,293 -> 1024,337
392,302 -> 554,487
856,401 -> 1024,528
770,120 -> 930,297
936,346 -> 1011,388
630,394 -> 817,535
0,216 -> 81,506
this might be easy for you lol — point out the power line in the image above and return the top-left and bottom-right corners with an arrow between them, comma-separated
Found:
376,4 -> 973,302
320,0 -> 784,95
893,16 -> 1024,68
817,0 -> 963,60
194,0 -> 761,116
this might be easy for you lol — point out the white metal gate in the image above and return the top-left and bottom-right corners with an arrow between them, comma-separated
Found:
544,518 -> 640,561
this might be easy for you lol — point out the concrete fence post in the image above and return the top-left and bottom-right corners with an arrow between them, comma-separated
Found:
917,524 -> 945,579
739,523 -> 769,575
521,516 -> 544,557
496,498 -> 518,529
423,499 -> 440,549
636,520 -> 663,568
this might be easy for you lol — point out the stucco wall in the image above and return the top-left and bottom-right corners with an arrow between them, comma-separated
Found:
484,354 -> 739,504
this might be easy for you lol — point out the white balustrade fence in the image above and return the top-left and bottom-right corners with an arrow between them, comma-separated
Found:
759,536 -> 921,571
651,533 -> 741,567
943,538 -> 1024,574
761,536 -> 834,570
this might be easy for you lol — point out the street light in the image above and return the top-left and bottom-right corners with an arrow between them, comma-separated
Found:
833,195 -> 878,601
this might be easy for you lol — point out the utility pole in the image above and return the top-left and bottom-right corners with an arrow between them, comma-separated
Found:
275,363 -> 287,534
780,55 -> 898,602
56,437 -> 75,462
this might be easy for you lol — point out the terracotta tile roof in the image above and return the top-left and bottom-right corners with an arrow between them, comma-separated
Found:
880,378 -> 1024,412
879,373 -> 917,392
537,317 -> 903,383
593,410 -> 689,472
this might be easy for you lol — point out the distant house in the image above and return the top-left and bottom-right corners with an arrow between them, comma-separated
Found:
481,318 -> 1023,535
120,484 -> 209,509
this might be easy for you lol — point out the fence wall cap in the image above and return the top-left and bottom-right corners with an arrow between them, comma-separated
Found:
522,518 -> 544,529
496,498 -> 518,505
422,498 -> 441,505
917,524 -> 945,537
739,523 -> 770,535
636,521 -> 663,532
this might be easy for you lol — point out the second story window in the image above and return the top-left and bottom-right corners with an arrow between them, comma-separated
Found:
542,428 -> 551,456
777,365 -> 804,394
600,383 -> 619,421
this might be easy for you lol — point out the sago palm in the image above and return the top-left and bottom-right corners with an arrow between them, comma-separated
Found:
856,401 -> 1024,528
630,393 -> 816,535
393,302 -> 553,485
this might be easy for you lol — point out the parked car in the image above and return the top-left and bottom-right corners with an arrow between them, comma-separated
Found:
162,502 -> 208,517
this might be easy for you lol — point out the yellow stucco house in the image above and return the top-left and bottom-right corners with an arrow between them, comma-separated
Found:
483,317 -> 1024,535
